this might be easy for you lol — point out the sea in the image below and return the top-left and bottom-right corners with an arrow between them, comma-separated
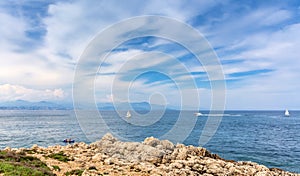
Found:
0,110 -> 299,173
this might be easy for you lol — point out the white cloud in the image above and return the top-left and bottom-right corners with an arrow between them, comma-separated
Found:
0,84 -> 65,102
1,0 -> 299,109
1,0 -> 221,105
0,3 -> 76,94
261,9 -> 291,26
0,50 -> 74,89
237,23 -> 300,78
93,49 -> 205,108
42,0 -> 220,62
0,11 -> 27,51
214,21 -> 300,109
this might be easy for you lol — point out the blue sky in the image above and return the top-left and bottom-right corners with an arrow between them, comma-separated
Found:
0,0 -> 300,110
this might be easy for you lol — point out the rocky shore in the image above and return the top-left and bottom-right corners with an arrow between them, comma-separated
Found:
3,133 -> 299,176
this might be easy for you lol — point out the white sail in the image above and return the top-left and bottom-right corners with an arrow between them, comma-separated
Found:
285,109 -> 290,117
126,110 -> 131,118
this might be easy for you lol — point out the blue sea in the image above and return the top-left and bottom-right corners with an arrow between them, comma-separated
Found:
0,110 -> 299,173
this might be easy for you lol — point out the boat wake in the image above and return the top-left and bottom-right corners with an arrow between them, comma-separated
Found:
199,113 -> 242,117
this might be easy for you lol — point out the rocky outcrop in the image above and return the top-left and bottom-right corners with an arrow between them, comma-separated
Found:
94,134 -> 166,164
5,133 -> 300,176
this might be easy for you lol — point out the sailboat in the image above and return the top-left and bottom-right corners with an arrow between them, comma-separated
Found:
284,109 -> 290,117
126,110 -> 131,118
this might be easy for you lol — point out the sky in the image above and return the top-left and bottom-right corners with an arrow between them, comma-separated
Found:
0,0 -> 300,110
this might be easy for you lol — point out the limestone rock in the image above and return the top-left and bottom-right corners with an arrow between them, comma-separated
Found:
14,133 -> 300,176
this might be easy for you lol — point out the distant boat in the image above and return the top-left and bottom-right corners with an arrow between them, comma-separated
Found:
194,112 -> 203,117
63,139 -> 75,143
284,109 -> 290,117
126,110 -> 131,118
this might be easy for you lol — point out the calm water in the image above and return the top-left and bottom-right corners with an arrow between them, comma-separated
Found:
0,110 -> 299,173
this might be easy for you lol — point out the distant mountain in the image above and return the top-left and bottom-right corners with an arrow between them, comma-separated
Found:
97,102 -> 168,111
0,100 -> 171,111
0,100 -> 72,110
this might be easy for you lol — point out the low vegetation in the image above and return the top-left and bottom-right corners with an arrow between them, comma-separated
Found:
52,165 -> 61,171
65,169 -> 84,176
47,151 -> 71,162
0,150 -> 54,176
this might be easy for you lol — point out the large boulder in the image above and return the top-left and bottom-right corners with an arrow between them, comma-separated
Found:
93,133 -> 165,163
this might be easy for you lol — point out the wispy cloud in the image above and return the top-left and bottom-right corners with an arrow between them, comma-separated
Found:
0,0 -> 300,109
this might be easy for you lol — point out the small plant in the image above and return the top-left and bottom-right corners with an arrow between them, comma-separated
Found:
0,150 -> 7,155
65,169 -> 84,176
23,149 -> 35,154
52,165 -> 61,171
48,151 -> 70,162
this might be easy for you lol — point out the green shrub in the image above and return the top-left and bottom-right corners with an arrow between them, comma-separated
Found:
65,169 -> 84,176
48,151 -> 70,162
52,165 -> 61,171
0,150 -> 54,176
